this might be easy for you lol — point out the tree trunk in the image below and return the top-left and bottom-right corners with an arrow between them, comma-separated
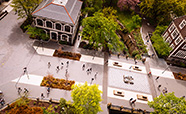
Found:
102,47 -> 109,104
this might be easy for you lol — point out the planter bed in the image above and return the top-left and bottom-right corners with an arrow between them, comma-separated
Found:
53,50 -> 81,61
173,72 -> 186,81
40,75 -> 75,91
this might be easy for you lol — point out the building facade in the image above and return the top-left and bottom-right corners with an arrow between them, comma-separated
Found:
32,0 -> 82,45
162,15 -> 186,64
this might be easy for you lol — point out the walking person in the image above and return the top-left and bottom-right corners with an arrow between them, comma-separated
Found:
126,55 -> 129,60
47,87 -> 50,97
87,69 -> 90,75
94,72 -> 98,79
131,99 -> 136,106
158,85 -> 161,90
117,53 -> 120,58
66,61 -> 69,68
61,62 -> 63,69
56,66 -> 60,73
155,76 -> 160,80
89,68 -> 92,74
24,88 -> 29,94
48,62 -> 51,68
135,60 -> 137,64
41,93 -> 45,99
18,87 -> 22,95
82,64 -> 85,70
23,67 -> 29,79
129,98 -> 133,102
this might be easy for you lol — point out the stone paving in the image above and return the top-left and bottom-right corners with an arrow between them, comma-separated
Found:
108,68 -> 151,94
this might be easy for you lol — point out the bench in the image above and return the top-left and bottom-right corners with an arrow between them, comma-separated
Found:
113,90 -> 124,97
137,94 -> 148,101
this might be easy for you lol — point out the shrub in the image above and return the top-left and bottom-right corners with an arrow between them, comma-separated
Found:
132,50 -> 139,57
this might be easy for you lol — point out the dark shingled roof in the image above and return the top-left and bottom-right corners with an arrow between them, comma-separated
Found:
173,15 -> 186,39
32,0 -> 82,25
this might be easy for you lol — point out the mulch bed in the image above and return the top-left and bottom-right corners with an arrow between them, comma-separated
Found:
53,50 -> 81,61
173,72 -> 186,81
0,98 -> 60,114
40,75 -> 75,91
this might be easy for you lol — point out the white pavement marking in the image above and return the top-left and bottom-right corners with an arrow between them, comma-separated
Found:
12,74 -> 153,104
12,74 -> 43,86
150,68 -> 174,79
108,59 -> 147,74
80,54 -> 104,65
33,46 -> 55,56
108,87 -> 153,103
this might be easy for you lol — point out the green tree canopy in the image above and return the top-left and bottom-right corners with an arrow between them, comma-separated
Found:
82,12 -> 124,52
148,92 -> 186,114
11,0 -> 42,19
151,26 -> 171,58
71,82 -> 102,114
82,0 -> 104,15
25,25 -> 49,41
140,0 -> 186,25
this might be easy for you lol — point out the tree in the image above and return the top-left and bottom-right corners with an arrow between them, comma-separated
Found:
140,0 -> 186,25
11,0 -> 42,19
71,82 -> 102,114
151,26 -> 171,58
82,12 -> 124,52
82,0 -> 104,15
82,11 -> 124,104
117,0 -> 140,11
25,25 -> 49,41
148,92 -> 186,113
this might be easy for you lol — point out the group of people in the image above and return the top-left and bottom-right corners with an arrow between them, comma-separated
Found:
17,87 -> 29,95
48,61 -> 69,73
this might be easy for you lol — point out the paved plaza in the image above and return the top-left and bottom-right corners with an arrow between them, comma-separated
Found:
109,68 -> 151,94
1,4 -> 186,114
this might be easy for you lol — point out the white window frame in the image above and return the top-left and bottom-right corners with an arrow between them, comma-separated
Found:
163,32 -> 169,39
169,24 -> 175,32
64,24 -> 71,33
171,29 -> 179,39
175,36 -> 182,45
179,19 -> 186,29
35,17 -> 44,27
45,20 -> 53,29
55,22 -> 62,31
165,37 -> 172,44
61,34 -> 69,42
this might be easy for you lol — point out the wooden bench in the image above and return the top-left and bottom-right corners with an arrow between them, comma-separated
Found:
133,66 -> 142,71
113,62 -> 122,67
137,94 -> 148,101
113,90 -> 124,97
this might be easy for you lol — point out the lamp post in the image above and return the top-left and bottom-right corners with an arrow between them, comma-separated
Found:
162,64 -> 172,74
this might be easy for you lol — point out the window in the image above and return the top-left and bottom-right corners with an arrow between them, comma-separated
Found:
36,19 -> 43,26
169,24 -> 175,32
55,23 -> 62,30
61,34 -> 69,42
46,21 -> 53,28
182,44 -> 186,50
171,29 -> 179,39
175,36 -> 182,45
65,25 -> 70,32
165,37 -> 172,44
179,19 -> 186,29
163,32 -> 169,39
170,44 -> 175,50
175,50 -> 186,58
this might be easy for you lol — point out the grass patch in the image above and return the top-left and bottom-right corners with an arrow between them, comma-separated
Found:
117,9 -> 139,32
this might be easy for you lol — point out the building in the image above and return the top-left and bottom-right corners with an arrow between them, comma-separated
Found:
32,0 -> 82,45
162,15 -> 186,64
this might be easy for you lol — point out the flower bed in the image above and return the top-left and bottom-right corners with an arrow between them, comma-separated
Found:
40,75 -> 75,91
53,48 -> 81,61
173,72 -> 186,81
